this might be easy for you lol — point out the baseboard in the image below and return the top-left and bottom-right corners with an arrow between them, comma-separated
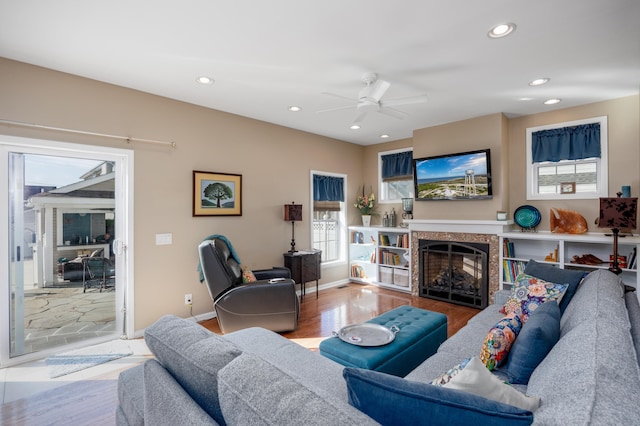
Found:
297,278 -> 351,297
131,280 -> 351,338
131,310 -> 217,338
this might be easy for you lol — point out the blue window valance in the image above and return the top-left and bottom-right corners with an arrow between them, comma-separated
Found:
313,175 -> 344,202
381,150 -> 413,180
532,123 -> 601,163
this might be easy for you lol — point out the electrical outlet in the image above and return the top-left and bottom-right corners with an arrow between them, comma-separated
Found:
185,294 -> 192,305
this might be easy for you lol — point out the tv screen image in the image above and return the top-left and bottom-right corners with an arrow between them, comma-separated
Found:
413,149 -> 492,201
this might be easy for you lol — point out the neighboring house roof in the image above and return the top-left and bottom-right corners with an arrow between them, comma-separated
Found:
27,171 -> 115,209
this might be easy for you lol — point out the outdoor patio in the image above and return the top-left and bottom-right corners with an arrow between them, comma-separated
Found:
19,282 -> 116,354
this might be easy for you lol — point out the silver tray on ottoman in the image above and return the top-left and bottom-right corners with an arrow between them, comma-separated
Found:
332,323 -> 400,347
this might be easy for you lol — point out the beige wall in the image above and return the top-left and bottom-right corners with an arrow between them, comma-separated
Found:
410,113 -> 509,220
508,95 -> 640,231
363,96 -> 639,230
364,97 -> 639,228
0,58 -> 365,331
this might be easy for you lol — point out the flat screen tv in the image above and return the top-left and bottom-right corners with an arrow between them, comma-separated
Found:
413,149 -> 492,201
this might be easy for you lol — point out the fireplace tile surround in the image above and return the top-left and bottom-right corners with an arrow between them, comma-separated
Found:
406,220 -> 514,304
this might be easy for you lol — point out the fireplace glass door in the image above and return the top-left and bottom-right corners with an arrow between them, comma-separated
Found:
420,241 -> 488,308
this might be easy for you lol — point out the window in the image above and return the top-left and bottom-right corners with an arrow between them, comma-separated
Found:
526,116 -> 607,200
378,148 -> 413,203
311,171 -> 346,263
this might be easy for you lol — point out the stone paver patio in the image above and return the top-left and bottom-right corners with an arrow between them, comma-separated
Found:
18,283 -> 116,353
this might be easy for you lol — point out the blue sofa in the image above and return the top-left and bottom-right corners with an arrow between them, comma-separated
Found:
116,269 -> 640,425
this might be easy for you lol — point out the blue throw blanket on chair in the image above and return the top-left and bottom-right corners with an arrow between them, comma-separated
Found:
196,234 -> 242,283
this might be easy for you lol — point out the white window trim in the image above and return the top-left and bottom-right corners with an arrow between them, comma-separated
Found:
526,116 -> 608,200
378,147 -> 414,204
310,170 -> 347,265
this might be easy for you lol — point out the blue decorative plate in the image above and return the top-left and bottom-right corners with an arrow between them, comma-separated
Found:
514,205 -> 541,229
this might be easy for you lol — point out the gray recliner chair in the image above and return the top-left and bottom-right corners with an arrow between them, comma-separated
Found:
198,238 -> 299,334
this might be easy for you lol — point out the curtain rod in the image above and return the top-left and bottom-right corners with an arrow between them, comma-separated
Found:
0,119 -> 176,148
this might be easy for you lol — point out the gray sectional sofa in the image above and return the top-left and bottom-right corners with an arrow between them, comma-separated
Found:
117,269 -> 640,425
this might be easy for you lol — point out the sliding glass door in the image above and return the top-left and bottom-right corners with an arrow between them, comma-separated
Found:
0,136 -> 134,366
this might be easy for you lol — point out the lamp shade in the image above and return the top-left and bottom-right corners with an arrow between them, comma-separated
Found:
284,203 -> 303,221
598,197 -> 638,229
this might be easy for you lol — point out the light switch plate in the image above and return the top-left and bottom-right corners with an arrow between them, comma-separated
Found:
156,233 -> 172,245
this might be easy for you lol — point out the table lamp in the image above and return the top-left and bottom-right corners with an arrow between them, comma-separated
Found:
284,202 -> 303,253
598,196 -> 638,274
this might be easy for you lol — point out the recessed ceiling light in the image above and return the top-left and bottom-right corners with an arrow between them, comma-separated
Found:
196,76 -> 214,85
519,97 -> 534,101
288,106 -> 302,112
544,98 -> 562,105
380,134 -> 390,139
529,78 -> 550,86
350,124 -> 361,130
488,23 -> 516,38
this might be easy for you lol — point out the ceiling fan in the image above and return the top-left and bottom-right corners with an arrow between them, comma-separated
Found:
318,72 -> 427,125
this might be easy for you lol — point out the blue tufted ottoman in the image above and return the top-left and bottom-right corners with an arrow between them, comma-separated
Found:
319,305 -> 447,377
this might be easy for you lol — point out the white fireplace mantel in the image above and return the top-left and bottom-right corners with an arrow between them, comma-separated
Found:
406,219 -> 514,235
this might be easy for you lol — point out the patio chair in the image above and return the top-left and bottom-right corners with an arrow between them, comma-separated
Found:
82,257 -> 116,293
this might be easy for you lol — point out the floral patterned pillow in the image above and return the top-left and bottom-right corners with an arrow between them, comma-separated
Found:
500,273 -> 568,323
479,314 -> 523,370
431,357 -> 473,386
241,265 -> 257,283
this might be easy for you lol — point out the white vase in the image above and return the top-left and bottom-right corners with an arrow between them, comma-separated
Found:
361,215 -> 371,227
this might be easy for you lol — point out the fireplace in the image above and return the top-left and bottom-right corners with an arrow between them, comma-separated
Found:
419,240 -> 489,308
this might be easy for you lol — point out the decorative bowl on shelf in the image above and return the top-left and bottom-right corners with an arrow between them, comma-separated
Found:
514,205 -> 541,231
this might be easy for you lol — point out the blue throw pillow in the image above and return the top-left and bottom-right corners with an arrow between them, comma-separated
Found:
504,301 -> 561,385
343,368 -> 534,426
524,259 -> 586,313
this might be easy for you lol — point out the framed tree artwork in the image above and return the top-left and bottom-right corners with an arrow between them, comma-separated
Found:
193,171 -> 242,216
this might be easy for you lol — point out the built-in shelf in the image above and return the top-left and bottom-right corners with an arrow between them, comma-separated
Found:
349,226 -> 410,292
500,231 -> 639,291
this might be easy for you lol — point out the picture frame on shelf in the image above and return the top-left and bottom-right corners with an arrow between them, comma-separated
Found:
560,182 -> 576,194
193,170 -> 242,216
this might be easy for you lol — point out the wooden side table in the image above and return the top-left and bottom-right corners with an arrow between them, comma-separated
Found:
283,250 -> 321,299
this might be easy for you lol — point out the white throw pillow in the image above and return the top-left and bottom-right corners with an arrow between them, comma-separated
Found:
442,356 -> 540,412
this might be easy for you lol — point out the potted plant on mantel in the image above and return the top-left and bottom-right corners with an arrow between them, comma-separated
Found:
354,188 -> 376,226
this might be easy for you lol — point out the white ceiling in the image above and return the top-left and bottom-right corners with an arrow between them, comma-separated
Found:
1,1 -> 639,146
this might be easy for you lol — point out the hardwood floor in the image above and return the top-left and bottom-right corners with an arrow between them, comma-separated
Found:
1,378 -> 119,426
0,283 -> 480,425
200,283 -> 480,341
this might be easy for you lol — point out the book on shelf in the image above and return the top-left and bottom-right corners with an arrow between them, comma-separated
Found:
351,231 -> 364,244
397,234 -> 409,248
351,264 -> 366,279
503,259 -> 526,282
380,249 -> 402,266
379,233 -> 409,248
502,238 -> 515,258
628,247 -> 637,270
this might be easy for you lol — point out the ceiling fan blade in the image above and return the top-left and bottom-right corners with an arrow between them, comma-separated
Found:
382,95 -> 428,107
352,109 -> 368,124
317,105 -> 356,114
321,91 -> 358,102
378,106 -> 408,120
368,79 -> 391,102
